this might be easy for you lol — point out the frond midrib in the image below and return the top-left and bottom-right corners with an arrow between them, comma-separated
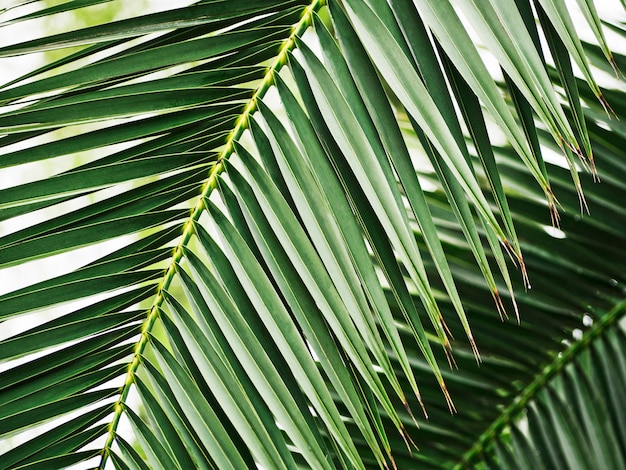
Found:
454,300 -> 626,468
97,1 -> 325,466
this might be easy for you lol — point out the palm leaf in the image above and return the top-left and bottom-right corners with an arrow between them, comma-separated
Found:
0,0 -> 624,468
467,306 -> 626,469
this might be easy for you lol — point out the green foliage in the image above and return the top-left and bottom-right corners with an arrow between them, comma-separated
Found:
0,0 -> 624,468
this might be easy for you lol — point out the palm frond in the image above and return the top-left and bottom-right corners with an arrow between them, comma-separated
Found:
0,0 -> 624,468
467,306 -> 626,469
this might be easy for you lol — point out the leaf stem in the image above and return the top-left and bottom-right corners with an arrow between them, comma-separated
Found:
98,1 -> 324,467
454,301 -> 626,469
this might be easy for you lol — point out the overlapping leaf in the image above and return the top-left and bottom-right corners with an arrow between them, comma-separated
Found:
470,314 -> 626,470
0,0 -> 624,469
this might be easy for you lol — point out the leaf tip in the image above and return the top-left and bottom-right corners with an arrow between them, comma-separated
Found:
493,290 -> 508,321
598,91 -> 617,120
399,423 -> 418,452
441,380 -> 456,414
468,333 -> 481,364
